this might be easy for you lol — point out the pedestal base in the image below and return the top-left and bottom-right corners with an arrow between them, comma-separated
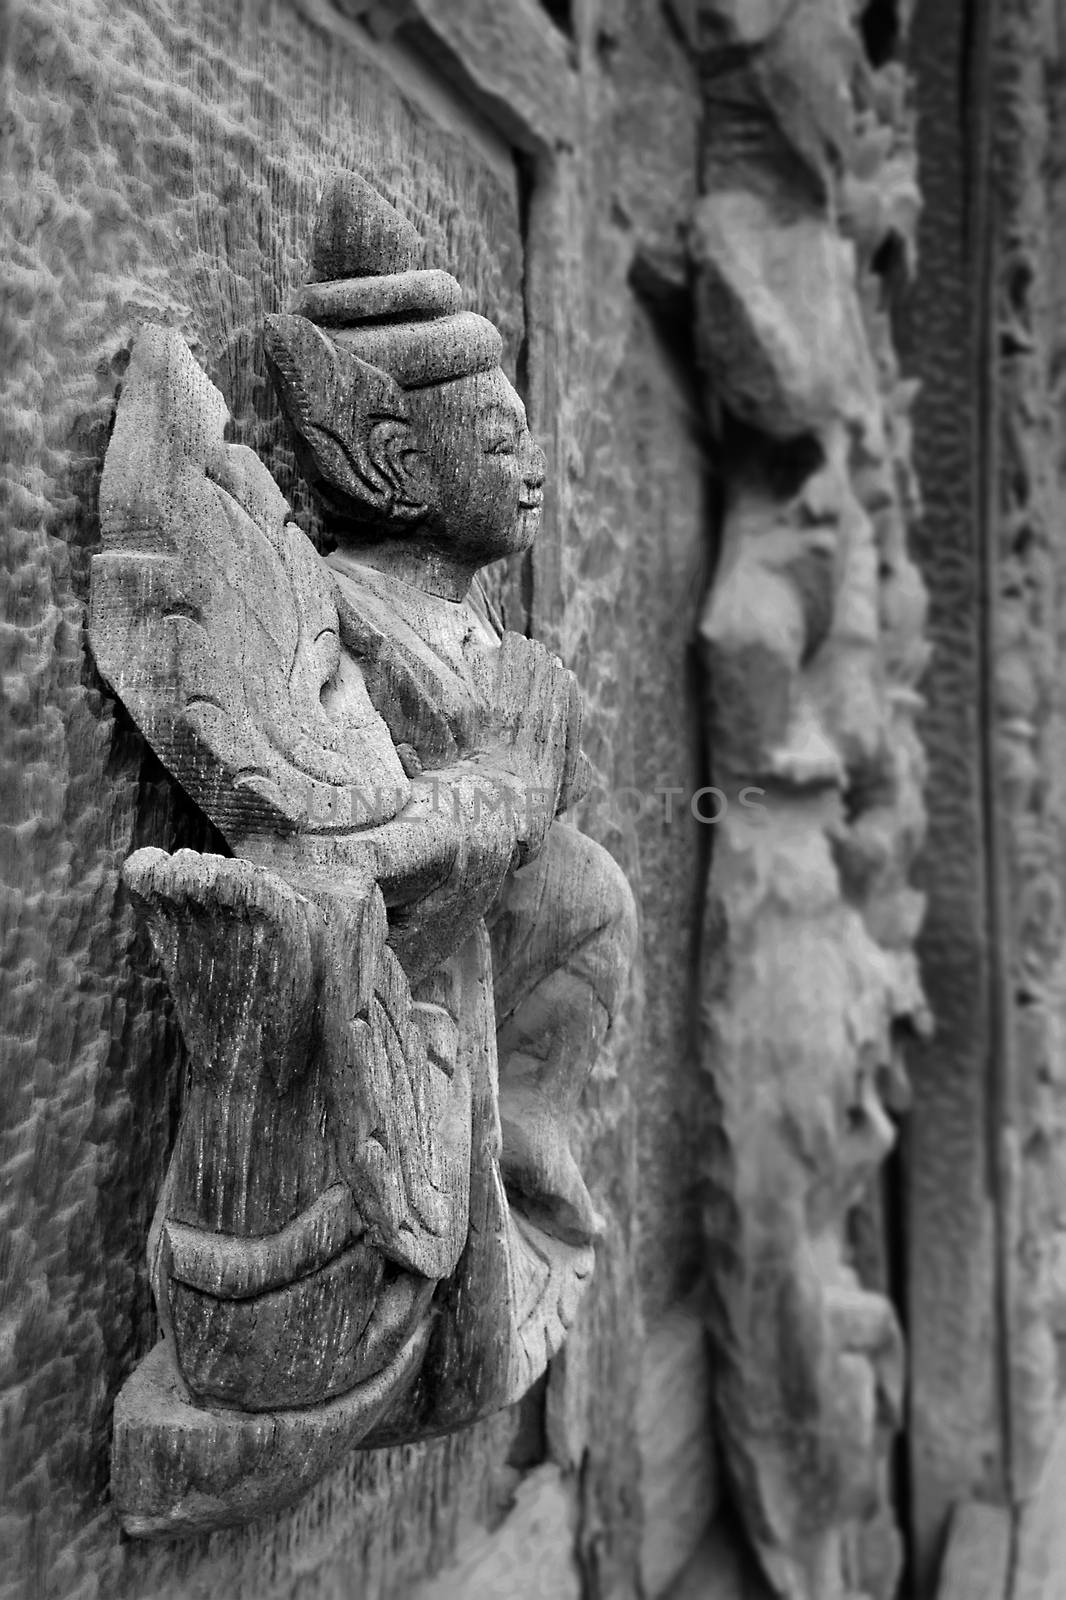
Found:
111,1323 -> 430,1536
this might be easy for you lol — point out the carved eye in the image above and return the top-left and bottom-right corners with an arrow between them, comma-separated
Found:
485,435 -> 518,456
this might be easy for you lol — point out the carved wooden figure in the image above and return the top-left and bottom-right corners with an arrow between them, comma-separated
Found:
90,172 -> 636,1537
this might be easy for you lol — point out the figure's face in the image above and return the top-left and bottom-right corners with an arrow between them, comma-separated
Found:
409,369 -> 546,564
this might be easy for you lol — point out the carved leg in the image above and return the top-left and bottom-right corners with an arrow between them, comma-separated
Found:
488,821 -> 637,1246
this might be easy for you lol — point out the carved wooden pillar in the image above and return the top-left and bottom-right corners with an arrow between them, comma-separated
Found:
690,2 -> 927,1596
897,0 -> 1005,1582
902,0 -> 1066,1588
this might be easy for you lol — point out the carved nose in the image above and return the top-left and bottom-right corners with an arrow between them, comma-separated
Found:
525,439 -> 546,489
520,454 -> 545,508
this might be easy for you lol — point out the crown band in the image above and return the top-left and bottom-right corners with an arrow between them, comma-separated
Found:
292,270 -> 464,327
332,311 -> 503,389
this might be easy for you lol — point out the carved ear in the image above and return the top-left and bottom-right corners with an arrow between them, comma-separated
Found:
264,313 -> 428,526
366,418 -> 431,525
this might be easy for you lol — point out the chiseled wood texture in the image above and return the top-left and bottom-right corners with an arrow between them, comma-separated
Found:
692,1 -> 927,1597
2,0 -> 722,1596
407,1466 -> 581,1600
896,0 -> 1007,1583
899,0 -> 1066,1582
620,305 -> 710,1320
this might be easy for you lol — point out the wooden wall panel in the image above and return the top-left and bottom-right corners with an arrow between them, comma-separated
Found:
1,4 -> 526,1594
1,1 -> 717,1597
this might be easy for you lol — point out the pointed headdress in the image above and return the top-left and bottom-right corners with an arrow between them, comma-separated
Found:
288,171 -> 502,388
264,172 -> 505,529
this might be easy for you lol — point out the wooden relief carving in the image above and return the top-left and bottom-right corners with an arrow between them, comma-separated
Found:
692,7 -> 927,1600
90,172 -> 636,1538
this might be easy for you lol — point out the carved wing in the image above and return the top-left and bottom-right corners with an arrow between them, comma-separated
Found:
92,328 -> 470,1283
90,325 -> 409,848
